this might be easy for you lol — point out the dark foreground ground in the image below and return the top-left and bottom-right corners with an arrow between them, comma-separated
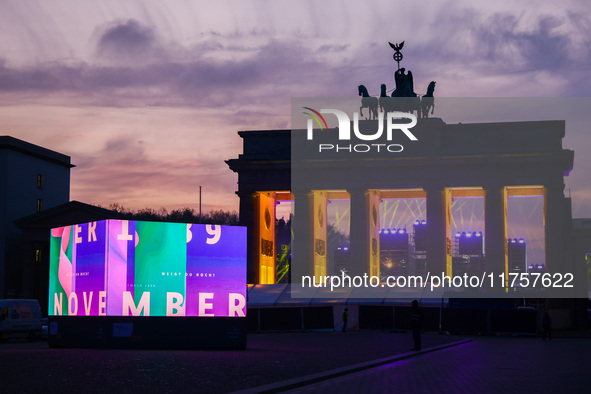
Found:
1,331 -> 590,393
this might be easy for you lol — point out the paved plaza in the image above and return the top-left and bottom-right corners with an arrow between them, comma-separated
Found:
279,337 -> 591,393
1,332 -> 589,393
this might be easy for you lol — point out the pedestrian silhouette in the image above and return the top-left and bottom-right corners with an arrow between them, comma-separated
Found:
542,309 -> 552,341
410,300 -> 421,350
342,307 -> 349,333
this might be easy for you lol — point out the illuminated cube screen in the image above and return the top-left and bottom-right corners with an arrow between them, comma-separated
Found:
49,220 -> 246,317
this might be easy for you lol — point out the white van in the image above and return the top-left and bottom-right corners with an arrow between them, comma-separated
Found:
0,299 -> 42,341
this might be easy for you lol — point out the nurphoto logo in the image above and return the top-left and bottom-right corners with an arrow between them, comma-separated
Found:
303,106 -> 418,153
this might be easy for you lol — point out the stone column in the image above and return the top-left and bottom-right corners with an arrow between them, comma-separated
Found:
238,191 -> 257,284
349,189 -> 380,278
311,191 -> 328,279
246,192 -> 277,284
291,189 -> 314,282
484,185 -> 508,289
425,186 -> 452,276
544,183 -> 567,275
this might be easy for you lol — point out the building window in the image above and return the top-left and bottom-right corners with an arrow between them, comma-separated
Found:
35,249 -> 41,263
36,199 -> 42,212
37,174 -> 43,189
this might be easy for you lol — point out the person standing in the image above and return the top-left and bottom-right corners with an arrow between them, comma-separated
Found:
342,307 -> 349,333
410,300 -> 422,350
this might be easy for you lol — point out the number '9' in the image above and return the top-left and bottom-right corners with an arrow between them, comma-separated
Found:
206,225 -> 221,244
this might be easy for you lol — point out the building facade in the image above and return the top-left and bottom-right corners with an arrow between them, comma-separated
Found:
0,136 -> 73,297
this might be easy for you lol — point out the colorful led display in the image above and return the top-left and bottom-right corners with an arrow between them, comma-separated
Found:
48,220 -> 247,317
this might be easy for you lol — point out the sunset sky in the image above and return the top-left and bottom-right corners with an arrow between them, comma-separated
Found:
1,0 -> 590,227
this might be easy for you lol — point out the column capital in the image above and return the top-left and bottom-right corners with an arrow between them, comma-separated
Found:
423,185 -> 449,194
290,188 -> 313,198
543,182 -> 565,192
309,190 -> 328,197
236,190 -> 257,199
482,184 -> 507,192
346,187 -> 368,194
347,188 -> 378,201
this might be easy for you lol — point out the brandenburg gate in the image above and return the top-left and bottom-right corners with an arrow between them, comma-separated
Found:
226,116 -> 575,290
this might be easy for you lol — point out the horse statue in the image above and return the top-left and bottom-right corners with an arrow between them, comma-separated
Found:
379,83 -> 404,114
420,81 -> 436,118
378,81 -> 436,119
379,84 -> 390,113
358,85 -> 378,120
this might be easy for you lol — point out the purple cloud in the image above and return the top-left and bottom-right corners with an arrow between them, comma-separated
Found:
96,19 -> 157,60
0,11 -> 587,109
